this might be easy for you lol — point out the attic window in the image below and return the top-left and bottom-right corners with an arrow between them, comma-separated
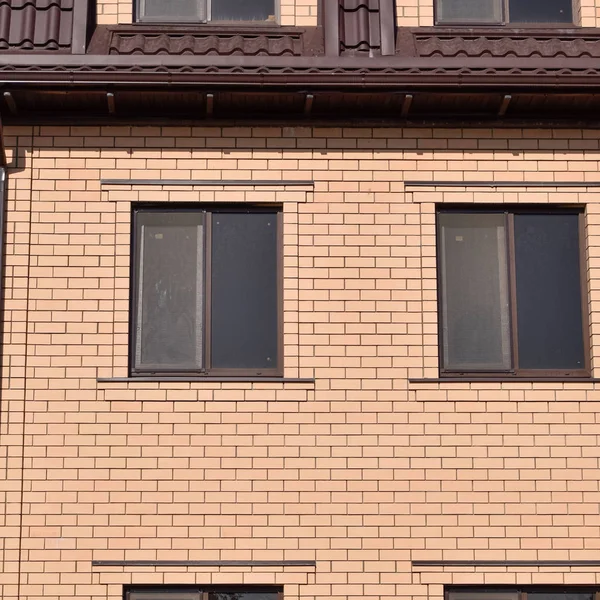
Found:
137,0 -> 276,23
435,0 -> 573,25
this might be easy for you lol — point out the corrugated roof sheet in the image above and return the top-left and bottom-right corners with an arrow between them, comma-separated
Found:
339,0 -> 380,53
0,0 -> 75,51
324,0 -> 395,57
413,28 -> 600,58
105,31 -> 304,56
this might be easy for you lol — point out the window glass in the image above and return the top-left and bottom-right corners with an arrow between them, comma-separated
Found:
439,212 -> 511,371
514,213 -> 585,370
436,0 -> 503,24
127,588 -> 280,600
528,594 -> 593,600
135,212 -> 203,371
508,0 -> 572,23
209,590 -> 280,600
211,0 -> 275,21
140,0 -> 204,21
210,211 -> 279,370
128,592 -> 201,600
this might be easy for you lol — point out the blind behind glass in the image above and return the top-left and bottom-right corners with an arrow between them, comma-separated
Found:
436,0 -> 502,23
439,212 -> 511,371
135,211 -> 203,371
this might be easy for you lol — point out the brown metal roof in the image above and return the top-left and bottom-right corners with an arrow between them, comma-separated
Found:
409,27 -> 600,59
87,25 -> 321,57
323,0 -> 395,56
5,4 -> 600,125
0,0 -> 93,54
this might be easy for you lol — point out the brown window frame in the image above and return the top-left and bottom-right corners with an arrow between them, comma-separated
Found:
135,0 -> 279,24
434,0 -> 575,26
130,203 -> 283,378
436,206 -> 590,379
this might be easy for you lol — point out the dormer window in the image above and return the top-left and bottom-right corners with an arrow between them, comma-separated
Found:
435,0 -> 573,25
136,0 -> 276,23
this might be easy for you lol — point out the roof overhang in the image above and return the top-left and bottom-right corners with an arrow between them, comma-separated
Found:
3,54 -> 600,125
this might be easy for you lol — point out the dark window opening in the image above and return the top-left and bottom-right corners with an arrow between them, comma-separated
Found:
435,0 -> 573,25
437,207 -> 588,378
136,0 -> 276,23
131,205 -> 282,377
447,587 -> 596,600
126,587 -> 283,600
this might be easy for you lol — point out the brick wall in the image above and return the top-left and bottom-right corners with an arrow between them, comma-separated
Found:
95,0 -> 600,31
97,0 -> 319,26
2,125 -> 600,600
397,0 -> 597,27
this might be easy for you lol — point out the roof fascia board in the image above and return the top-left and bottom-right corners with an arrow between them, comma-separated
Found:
0,54 -> 598,68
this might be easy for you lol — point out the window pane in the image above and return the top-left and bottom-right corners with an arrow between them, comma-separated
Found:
439,213 -> 511,371
528,594 -> 593,600
129,592 -> 201,600
134,211 -> 203,371
436,0 -> 503,23
140,0 -> 205,21
209,589 -> 280,600
210,211 -> 279,371
514,213 -> 585,371
508,0 -> 572,23
211,0 -> 275,21
448,593 -> 519,600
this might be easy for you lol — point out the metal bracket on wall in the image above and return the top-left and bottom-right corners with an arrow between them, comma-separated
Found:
3,92 -> 17,116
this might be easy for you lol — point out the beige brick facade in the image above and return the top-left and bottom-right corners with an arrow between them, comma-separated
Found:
2,124 -> 600,600
94,0 -> 600,28
97,0 -> 319,26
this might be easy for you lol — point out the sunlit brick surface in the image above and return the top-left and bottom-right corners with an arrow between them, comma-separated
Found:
2,125 -> 600,600
99,0 -> 318,26
96,0 -> 598,28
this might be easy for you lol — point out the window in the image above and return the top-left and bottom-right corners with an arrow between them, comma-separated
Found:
136,0 -> 276,23
435,0 -> 573,25
127,587 -> 283,600
447,588 -> 597,600
131,205 -> 281,377
437,207 -> 588,377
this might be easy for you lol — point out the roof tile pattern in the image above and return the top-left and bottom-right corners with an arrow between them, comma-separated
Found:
0,0 -> 74,51
108,32 -> 303,56
413,29 -> 600,58
339,0 -> 381,53
324,0 -> 395,56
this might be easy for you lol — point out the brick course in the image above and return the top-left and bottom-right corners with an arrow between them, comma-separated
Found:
2,125 -> 600,600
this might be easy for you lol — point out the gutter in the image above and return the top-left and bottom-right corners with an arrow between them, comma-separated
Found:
0,55 -> 599,90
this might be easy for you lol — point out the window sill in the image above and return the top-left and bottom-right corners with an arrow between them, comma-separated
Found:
98,376 -> 314,384
410,377 -> 600,384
